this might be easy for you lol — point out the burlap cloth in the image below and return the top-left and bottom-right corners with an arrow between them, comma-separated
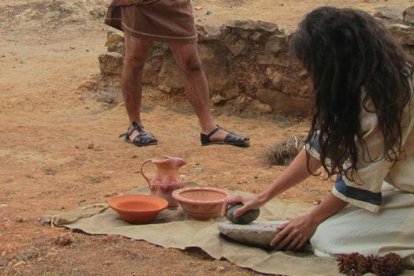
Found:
41,185 -> 342,275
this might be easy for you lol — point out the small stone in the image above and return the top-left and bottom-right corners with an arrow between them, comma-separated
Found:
225,204 -> 260,224
221,88 -> 239,101
403,5 -> 414,25
235,95 -> 252,112
90,7 -> 106,19
374,6 -> 403,22
0,204 -> 8,208
265,35 -> 287,54
211,94 -> 226,105
87,143 -> 94,149
206,10 -> 212,15
158,85 -> 173,94
224,35 -> 247,56
38,216 -> 52,225
218,221 -> 283,249
7,259 -> 17,267
13,260 -> 26,267
98,52 -> 123,76
14,216 -> 24,223
105,32 -> 124,50
248,100 -> 273,114
54,235 -> 73,246
250,32 -> 263,41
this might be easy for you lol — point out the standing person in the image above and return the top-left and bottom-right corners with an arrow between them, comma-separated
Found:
223,7 -> 414,263
104,0 -> 250,147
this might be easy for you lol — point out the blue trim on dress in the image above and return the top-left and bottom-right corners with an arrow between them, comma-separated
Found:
335,177 -> 382,206
309,132 -> 321,153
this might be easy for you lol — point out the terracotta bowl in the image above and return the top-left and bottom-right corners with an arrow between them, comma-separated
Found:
108,194 -> 168,224
172,187 -> 229,221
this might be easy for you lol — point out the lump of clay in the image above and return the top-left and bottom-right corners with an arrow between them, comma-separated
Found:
225,203 -> 260,224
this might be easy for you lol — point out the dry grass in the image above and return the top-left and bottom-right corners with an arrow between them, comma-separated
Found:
265,135 -> 307,166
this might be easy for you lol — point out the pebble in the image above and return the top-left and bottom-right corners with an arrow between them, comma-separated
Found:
54,235 -> 73,246
14,216 -> 25,223
13,260 -> 26,267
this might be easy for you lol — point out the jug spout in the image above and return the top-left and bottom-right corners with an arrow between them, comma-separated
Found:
169,156 -> 186,168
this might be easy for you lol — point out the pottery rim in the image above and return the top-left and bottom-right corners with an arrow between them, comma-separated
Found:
108,194 -> 169,213
172,187 -> 230,204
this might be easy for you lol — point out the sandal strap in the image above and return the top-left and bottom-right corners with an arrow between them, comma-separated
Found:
120,122 -> 157,147
131,131 -> 157,145
119,122 -> 144,139
224,132 -> 249,143
200,125 -> 250,147
206,126 -> 222,140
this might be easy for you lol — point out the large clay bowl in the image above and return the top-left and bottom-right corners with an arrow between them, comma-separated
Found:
108,194 -> 168,224
172,187 -> 229,221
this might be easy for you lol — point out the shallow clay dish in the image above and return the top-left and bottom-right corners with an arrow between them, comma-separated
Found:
172,187 -> 229,220
108,194 -> 168,224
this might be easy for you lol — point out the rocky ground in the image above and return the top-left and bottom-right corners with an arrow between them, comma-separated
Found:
0,0 -> 412,275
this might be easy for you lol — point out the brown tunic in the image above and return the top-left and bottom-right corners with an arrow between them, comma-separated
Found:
105,0 -> 197,43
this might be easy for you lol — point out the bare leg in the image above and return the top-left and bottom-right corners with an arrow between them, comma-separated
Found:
168,42 -> 227,141
122,32 -> 152,141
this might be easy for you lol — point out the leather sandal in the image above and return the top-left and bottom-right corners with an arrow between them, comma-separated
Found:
200,126 -> 250,148
119,122 -> 158,147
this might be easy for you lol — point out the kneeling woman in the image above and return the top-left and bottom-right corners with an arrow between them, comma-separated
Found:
224,7 -> 414,264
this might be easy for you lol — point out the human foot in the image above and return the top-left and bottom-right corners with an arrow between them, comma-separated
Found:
200,126 -> 250,147
120,122 -> 158,147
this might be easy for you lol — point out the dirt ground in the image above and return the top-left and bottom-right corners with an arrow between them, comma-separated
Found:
1,0 -> 412,275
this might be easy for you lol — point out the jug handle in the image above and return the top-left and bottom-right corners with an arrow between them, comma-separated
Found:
140,159 -> 153,189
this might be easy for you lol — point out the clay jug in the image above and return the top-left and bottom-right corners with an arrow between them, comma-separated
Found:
141,156 -> 186,209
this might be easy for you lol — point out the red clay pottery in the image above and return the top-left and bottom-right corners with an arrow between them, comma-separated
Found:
172,187 -> 230,220
108,194 -> 168,224
141,156 -> 186,209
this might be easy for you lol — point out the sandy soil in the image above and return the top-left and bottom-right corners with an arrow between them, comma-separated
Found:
0,0 -> 412,275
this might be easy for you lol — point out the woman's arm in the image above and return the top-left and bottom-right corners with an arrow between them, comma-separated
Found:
258,148 -> 322,203
223,148 -> 322,216
222,147 -> 349,251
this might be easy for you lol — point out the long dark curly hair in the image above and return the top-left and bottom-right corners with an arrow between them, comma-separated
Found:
291,7 -> 413,178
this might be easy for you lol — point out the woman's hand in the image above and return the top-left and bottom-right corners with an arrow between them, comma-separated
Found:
270,193 -> 348,251
270,213 -> 318,251
221,194 -> 265,217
